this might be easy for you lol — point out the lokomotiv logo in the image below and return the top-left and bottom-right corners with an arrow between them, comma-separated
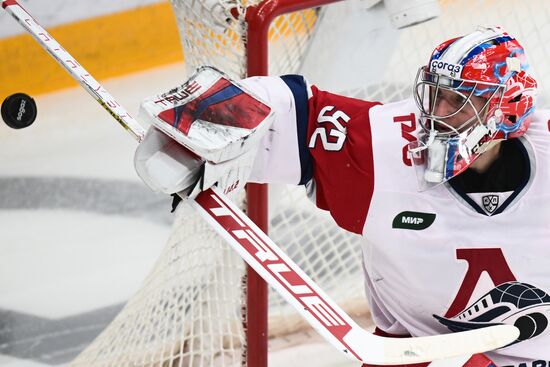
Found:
430,60 -> 463,78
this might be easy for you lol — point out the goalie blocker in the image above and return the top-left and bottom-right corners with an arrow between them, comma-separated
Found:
135,66 -> 274,199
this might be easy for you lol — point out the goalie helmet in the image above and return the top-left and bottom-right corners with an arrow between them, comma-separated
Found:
409,26 -> 537,190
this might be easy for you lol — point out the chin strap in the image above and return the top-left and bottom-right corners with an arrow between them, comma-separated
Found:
424,137 -> 448,183
408,128 -> 447,184
411,107 -> 503,185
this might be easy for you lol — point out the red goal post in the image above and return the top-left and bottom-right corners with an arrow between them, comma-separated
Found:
245,3 -> 346,367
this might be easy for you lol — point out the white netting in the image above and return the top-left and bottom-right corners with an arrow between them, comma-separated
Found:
70,1 -> 550,366
172,0 -> 322,79
70,203 -> 247,367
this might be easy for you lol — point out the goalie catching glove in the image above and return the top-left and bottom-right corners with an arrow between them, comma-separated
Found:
134,66 -> 274,199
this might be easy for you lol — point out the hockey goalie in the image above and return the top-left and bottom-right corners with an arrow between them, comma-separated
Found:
134,26 -> 549,367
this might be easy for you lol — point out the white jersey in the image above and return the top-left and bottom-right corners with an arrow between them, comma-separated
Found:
367,99 -> 550,367
242,75 -> 550,367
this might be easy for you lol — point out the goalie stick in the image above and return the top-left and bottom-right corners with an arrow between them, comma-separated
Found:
2,0 -> 520,364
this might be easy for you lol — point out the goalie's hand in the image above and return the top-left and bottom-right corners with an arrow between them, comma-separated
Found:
134,125 -> 257,201
134,126 -> 203,197
134,66 -> 273,203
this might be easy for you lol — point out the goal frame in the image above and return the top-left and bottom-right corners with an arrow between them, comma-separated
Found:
244,2 -> 344,366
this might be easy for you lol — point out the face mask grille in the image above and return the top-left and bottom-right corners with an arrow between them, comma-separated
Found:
414,66 -> 505,137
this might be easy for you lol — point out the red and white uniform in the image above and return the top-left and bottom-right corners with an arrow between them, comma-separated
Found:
243,75 -> 550,367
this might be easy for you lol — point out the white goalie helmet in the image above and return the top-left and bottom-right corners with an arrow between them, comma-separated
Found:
409,26 -> 537,190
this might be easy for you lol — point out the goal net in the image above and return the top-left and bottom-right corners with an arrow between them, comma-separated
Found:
68,1 -> 550,366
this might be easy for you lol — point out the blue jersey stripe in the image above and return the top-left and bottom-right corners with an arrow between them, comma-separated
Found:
280,74 -> 313,185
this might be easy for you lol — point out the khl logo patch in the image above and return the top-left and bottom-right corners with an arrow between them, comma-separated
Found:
482,194 -> 499,214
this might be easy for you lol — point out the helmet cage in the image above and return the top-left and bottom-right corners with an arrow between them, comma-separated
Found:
408,26 -> 537,191
413,66 -> 506,138
409,66 -> 509,190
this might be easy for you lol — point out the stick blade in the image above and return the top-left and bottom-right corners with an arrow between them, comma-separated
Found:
345,324 -> 519,365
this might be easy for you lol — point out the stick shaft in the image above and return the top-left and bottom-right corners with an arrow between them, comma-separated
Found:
2,0 -> 146,142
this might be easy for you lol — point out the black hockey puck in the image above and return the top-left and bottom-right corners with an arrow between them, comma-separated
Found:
1,93 -> 37,129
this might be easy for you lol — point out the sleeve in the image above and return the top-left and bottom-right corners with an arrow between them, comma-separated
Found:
241,76 -> 304,185
305,80 -> 381,234
243,74 -> 381,234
